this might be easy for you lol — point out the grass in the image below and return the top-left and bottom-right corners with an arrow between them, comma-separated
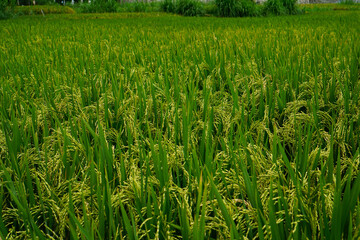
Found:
299,3 -> 360,12
0,10 -> 360,239
14,5 -> 76,15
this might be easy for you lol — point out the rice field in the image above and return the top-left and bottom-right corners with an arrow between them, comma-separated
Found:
0,10 -> 360,239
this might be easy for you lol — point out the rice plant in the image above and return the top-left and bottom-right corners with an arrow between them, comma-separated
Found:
0,11 -> 359,239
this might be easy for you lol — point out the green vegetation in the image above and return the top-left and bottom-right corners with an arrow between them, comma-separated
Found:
2,1 -> 360,18
1,10 -> 360,239
263,0 -> 298,16
75,0 -> 295,16
299,3 -> 360,12
0,0 -> 15,19
115,1 -> 162,13
175,0 -> 205,16
14,5 -> 76,15
215,0 -> 260,17
77,0 -> 119,13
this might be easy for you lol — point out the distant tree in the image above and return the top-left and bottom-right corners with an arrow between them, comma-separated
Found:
18,0 -> 33,5
0,0 -> 15,19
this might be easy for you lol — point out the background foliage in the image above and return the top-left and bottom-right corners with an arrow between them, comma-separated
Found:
0,0 -> 15,19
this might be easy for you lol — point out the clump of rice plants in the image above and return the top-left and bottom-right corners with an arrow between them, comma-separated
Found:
176,0 -> 204,16
263,0 -> 299,15
160,0 -> 177,13
299,3 -> 360,12
160,0 -> 205,16
0,11 -> 360,239
14,5 -> 76,15
215,0 -> 260,17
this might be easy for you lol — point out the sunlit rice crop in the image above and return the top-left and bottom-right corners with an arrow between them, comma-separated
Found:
0,11 -> 359,239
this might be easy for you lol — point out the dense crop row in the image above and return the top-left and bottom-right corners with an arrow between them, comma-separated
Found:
0,12 -> 360,239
